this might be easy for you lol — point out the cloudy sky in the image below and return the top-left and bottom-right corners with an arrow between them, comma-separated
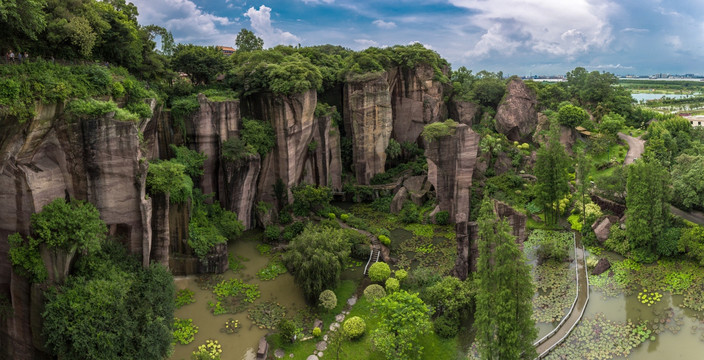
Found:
131,0 -> 704,76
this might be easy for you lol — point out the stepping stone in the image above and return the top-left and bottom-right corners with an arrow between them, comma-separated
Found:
347,296 -> 357,306
316,340 -> 328,351
335,314 -> 345,322
306,355 -> 319,360
329,322 -> 340,331
274,349 -> 285,358
323,334 -> 328,341
318,352 -> 324,358
290,354 -> 294,358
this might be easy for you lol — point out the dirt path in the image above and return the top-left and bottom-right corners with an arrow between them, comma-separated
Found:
669,205 -> 704,225
618,132 -> 645,165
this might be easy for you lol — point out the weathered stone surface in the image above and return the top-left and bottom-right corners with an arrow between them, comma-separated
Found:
150,192 -> 170,267
592,215 -> 620,244
344,74 -> 393,184
243,90 -> 318,203
222,155 -> 261,230
425,124 -> 480,221
591,195 -> 626,218
451,213 -> 470,280
303,112 -> 343,191
592,258 -> 611,276
495,78 -> 538,141
388,64 -> 447,143
449,100 -> 481,126
493,200 -> 527,243
533,113 -> 576,153
403,175 -> 429,206
390,187 -> 409,214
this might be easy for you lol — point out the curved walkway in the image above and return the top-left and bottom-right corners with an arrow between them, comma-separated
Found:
534,234 -> 590,358
618,132 -> 645,165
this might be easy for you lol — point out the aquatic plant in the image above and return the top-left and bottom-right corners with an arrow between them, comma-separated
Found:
173,318 -> 198,345
175,289 -> 196,309
638,289 -> 663,306
256,261 -> 287,281
221,318 -> 240,334
247,301 -> 287,329
192,339 -> 222,360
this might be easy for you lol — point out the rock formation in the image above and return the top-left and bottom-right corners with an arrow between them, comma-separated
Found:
495,78 -> 538,141
343,74 -> 393,185
591,215 -> 620,244
533,112 -> 577,153
425,124 -> 480,221
592,258 -> 611,276
449,100 -> 480,126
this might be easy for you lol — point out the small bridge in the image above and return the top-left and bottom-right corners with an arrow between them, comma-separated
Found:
534,232 -> 590,358
363,248 -> 381,275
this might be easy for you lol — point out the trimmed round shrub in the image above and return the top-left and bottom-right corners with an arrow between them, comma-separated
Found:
378,235 -> 391,247
340,214 -> 350,221
434,314 -> 460,338
278,319 -> 297,343
312,327 -> 321,337
385,278 -> 399,293
343,316 -> 366,339
368,262 -> 391,283
319,289 -> 337,311
328,213 -> 336,220
394,269 -> 408,283
363,284 -> 386,301
435,210 -> 450,225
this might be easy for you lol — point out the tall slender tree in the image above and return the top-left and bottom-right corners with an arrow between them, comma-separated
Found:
626,159 -> 670,259
475,197 -> 537,359
534,120 -> 570,225
576,153 -> 592,228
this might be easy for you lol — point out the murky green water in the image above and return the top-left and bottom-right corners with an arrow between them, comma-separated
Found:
171,232 -> 306,360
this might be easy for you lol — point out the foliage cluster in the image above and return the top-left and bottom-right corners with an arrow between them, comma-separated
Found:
421,119 -> 459,142
173,318 -> 198,345
368,262 -> 391,283
291,184 -> 332,216
188,193 -> 243,259
175,288 -> 196,308
343,316 -> 367,339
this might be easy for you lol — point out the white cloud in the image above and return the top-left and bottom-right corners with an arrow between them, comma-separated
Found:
449,0 -> 615,58
244,5 -> 300,47
132,0 -> 232,44
665,35 -> 682,50
587,63 -> 634,70
373,19 -> 397,29
302,0 -> 334,4
354,39 -> 378,48
622,27 -> 648,33
408,41 -> 432,50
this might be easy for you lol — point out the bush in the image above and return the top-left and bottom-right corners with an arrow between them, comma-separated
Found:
399,202 -> 421,224
278,319 -> 297,343
264,226 -> 280,242
241,118 -> 275,156
605,224 -> 629,256
352,243 -> 371,260
282,221 -> 306,241
340,214 -> 350,221
65,98 -> 118,120
378,235 -> 391,247
319,290 -> 337,311
433,314 -> 460,338
312,327 -> 321,337
279,211 -> 292,225
328,213 -> 336,220
146,160 -> 193,203
385,278 -> 400,293
368,262 -> 391,283
343,316 -> 366,339
435,210 -> 450,225
421,119 -> 458,142
535,231 -> 571,263
170,145 -> 207,178
291,184 -> 333,216
363,284 -> 386,301
394,269 -> 408,283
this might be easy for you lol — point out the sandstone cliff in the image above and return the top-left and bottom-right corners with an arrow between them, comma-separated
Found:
495,78 -> 538,141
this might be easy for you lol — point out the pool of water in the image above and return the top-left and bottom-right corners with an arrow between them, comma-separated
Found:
171,232 -> 307,360
631,93 -> 696,102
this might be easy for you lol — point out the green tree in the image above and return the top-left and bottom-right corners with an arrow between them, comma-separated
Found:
576,153 -> 592,228
599,113 -> 625,137
557,103 -> 589,127
626,159 -> 670,259
171,44 -> 228,85
534,121 -> 570,225
671,154 -> 704,210
475,197 -> 537,359
0,0 -> 47,43
235,28 -> 263,52
241,118 -> 275,156
372,290 -> 431,360
282,225 -> 350,302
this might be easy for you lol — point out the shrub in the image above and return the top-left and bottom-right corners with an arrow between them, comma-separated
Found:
279,211 -> 292,225
435,210 -> 450,225
146,160 -> 193,203
328,213 -> 336,220
343,316 -> 366,339
421,119 -> 458,142
312,327 -> 321,337
368,262 -> 391,283
364,284 -> 386,301
282,221 -> 306,241
241,118 -> 275,156
292,185 -> 332,216
378,235 -> 391,246
340,214 -> 350,221
65,98 -> 118,120
433,314 -> 460,338
605,224 -> 629,256
352,243 -> 371,260
278,319 -> 297,343
264,226 -> 280,242
170,145 -> 207,178
394,269 -> 408,283
399,202 -> 421,224
535,231 -> 571,263
319,290 -> 337,311
385,278 -> 400,293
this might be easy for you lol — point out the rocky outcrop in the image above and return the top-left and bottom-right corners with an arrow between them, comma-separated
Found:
388,64 -> 447,143
0,103 -> 155,359
449,100 -> 480,126
591,215 -> 620,244
221,155 -> 260,230
425,124 -> 480,221
495,78 -> 538,141
592,258 -> 611,276
451,213 -> 470,280
403,175 -> 430,206
302,112 -> 343,191
344,74 -> 393,185
493,200 -> 527,243
533,112 -> 576,153
243,90 -> 318,203
591,195 -> 626,218
390,187 -> 409,214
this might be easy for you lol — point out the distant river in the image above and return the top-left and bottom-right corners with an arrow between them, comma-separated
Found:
631,93 -> 697,102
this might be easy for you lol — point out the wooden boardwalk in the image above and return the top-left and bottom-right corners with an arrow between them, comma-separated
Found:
534,234 -> 590,358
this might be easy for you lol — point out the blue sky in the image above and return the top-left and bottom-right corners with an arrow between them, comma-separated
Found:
131,0 -> 704,76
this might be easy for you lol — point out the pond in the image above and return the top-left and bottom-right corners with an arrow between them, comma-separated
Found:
171,231 -> 307,360
631,93 -> 696,102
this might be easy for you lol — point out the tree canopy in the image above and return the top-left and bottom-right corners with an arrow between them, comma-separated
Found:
372,290 -> 432,360
235,28 -> 263,52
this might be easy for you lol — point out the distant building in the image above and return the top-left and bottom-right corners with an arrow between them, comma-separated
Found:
681,115 -> 704,127
217,46 -> 236,56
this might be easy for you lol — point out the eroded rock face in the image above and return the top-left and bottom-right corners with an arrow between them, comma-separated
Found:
495,78 -> 538,141
244,90 -> 318,203
388,64 -> 447,143
221,155 -> 260,230
390,187 -> 409,214
493,200 -> 527,243
451,213 -> 470,280
592,258 -> 611,276
449,100 -> 480,126
425,124 -> 480,221
0,106 -> 153,359
592,215 -> 620,244
302,112 -> 343,191
533,112 -> 576,153
344,74 -> 393,185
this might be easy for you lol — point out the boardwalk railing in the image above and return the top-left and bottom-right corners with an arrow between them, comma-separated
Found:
533,233 -> 578,348
363,248 -> 381,275
535,234 -> 591,359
